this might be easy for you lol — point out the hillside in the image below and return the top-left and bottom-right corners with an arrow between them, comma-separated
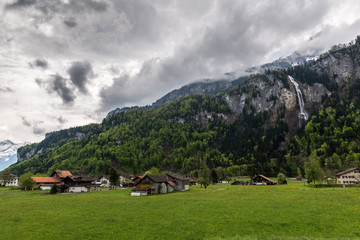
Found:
5,36 -> 360,177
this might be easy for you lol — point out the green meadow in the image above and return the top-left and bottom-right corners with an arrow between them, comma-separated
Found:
1,182 -> 360,240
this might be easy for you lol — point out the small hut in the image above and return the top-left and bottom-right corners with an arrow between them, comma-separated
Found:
252,174 -> 277,185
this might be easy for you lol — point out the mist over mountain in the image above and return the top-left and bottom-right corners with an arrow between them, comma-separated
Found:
4,36 -> 360,178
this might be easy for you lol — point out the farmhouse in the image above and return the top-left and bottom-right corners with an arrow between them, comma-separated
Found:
335,168 -> 360,184
120,174 -> 133,187
31,177 -> 61,190
98,175 -> 110,187
0,173 -> 19,187
60,175 -> 96,193
166,173 -> 189,191
252,174 -> 277,185
132,174 -> 175,196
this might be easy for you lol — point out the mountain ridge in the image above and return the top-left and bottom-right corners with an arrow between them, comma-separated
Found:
4,36 -> 360,177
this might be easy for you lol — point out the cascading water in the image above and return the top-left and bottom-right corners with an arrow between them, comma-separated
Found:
288,75 -> 308,122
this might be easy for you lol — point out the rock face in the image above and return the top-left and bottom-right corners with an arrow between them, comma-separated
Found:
223,74 -> 329,120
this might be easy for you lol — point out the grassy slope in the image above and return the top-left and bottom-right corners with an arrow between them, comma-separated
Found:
1,182 -> 360,240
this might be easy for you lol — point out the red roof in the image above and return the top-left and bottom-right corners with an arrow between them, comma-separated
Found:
168,181 -> 176,187
54,170 -> 72,179
253,174 -> 277,184
31,177 -> 61,184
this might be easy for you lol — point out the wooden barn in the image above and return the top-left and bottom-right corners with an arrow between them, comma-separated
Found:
252,174 -> 277,185
60,176 -> 96,193
131,174 -> 175,196
166,173 -> 189,191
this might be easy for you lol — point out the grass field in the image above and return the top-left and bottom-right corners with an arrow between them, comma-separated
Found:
1,182 -> 360,240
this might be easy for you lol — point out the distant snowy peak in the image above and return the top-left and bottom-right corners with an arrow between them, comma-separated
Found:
246,49 -> 322,73
0,140 -> 29,171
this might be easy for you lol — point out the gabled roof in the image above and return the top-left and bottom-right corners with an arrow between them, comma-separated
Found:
167,173 -> 188,181
252,174 -> 277,184
98,175 -> 110,180
132,176 -> 144,181
146,174 -> 174,182
136,174 -> 173,186
335,168 -> 360,176
64,176 -> 95,183
31,177 -> 61,184
52,170 -> 73,179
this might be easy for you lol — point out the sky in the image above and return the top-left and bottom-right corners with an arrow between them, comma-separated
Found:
1,0 -> 360,143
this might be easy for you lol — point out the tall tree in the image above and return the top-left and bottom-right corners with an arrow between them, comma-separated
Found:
19,172 -> 35,190
109,168 -> 119,189
210,169 -> 218,184
305,156 -> 323,184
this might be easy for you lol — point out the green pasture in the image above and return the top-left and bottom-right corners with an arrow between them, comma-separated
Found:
1,182 -> 360,240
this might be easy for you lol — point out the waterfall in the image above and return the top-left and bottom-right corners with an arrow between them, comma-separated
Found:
288,75 -> 308,121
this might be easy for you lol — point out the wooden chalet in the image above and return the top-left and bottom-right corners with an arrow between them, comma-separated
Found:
252,174 -> 277,185
60,176 -> 96,193
166,173 -> 189,191
98,175 -> 110,187
132,174 -> 175,196
31,177 -> 61,190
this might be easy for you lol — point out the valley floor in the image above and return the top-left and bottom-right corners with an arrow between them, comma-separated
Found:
1,182 -> 360,240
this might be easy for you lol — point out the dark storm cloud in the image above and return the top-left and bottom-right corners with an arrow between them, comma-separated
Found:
50,74 -> 76,104
19,115 -> 46,135
67,61 -> 93,94
64,18 -> 77,28
6,0 -> 36,9
57,116 -> 67,124
20,115 -> 31,127
36,75 -> 76,105
32,125 -> 45,135
0,87 -> 13,92
30,59 -> 48,69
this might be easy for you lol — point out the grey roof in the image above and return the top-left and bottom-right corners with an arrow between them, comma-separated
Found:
335,168 -> 360,176
65,176 -> 95,183
146,174 -> 174,183
167,173 -> 188,181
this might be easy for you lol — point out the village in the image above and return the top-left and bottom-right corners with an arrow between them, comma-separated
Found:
1,168 -> 360,195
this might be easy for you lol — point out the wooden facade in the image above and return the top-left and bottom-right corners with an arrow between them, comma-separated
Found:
132,174 -> 189,196
252,174 -> 277,185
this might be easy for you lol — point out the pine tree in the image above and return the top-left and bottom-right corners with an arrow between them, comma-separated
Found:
109,168 -> 119,189
210,169 -> 218,184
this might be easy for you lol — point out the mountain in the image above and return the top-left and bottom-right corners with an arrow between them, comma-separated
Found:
151,76 -> 246,109
246,49 -> 322,74
5,36 -> 360,177
106,76 -> 247,118
106,106 -> 141,118
0,140 -> 28,171
106,49 -> 320,118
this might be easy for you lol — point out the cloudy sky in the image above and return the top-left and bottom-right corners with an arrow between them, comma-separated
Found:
1,0 -> 360,143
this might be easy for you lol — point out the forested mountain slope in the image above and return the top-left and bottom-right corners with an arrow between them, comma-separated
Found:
5,37 -> 360,177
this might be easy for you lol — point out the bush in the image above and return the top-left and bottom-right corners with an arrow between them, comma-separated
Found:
50,184 -> 58,194
277,173 -> 287,184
